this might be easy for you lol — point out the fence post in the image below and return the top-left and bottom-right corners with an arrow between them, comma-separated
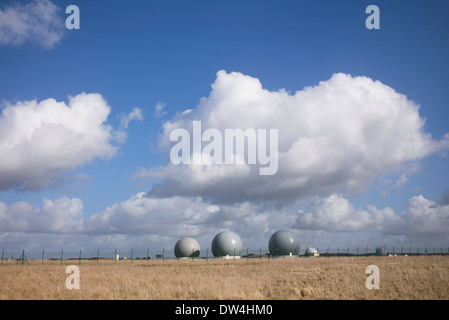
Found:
147,249 -> 150,263
114,249 -> 117,264
337,247 -> 340,258
61,250 -> 64,265
97,249 -> 99,265
79,250 -> 82,265
21,249 -> 25,266
327,247 -> 329,258
162,249 -> 165,262
42,250 -> 44,265
131,249 -> 133,264
259,248 -> 262,260
1,249 -> 3,265
206,248 -> 209,261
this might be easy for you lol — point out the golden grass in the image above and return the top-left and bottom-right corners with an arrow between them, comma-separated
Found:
1,256 -> 448,300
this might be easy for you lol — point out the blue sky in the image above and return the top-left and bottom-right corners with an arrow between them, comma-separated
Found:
0,0 -> 448,253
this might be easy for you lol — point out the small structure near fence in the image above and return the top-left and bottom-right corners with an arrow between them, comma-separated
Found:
376,246 -> 387,256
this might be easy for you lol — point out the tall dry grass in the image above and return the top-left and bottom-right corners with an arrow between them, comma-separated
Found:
1,256 -> 448,300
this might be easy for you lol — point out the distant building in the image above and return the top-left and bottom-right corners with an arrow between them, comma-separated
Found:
376,246 -> 387,256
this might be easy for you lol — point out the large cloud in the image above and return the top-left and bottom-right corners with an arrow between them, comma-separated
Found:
0,93 -> 139,191
0,0 -> 65,49
144,70 -> 449,203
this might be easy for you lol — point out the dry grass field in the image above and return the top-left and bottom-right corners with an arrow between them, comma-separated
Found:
1,256 -> 448,300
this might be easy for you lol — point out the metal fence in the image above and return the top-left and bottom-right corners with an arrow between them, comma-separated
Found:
2,246 -> 449,265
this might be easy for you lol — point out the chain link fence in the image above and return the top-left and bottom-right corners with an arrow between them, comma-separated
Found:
2,246 -> 449,265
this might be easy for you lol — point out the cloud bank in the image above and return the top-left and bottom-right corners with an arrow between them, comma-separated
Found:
1,193 -> 448,250
0,0 -> 64,49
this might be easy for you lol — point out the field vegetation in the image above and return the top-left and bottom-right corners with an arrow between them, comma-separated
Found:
1,256 -> 448,300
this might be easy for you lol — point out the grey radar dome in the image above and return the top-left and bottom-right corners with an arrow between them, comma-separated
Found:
305,247 -> 319,257
211,231 -> 242,258
174,237 -> 201,258
268,230 -> 300,257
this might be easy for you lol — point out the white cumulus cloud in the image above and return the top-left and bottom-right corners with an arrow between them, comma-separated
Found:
154,102 -> 167,119
0,0 -> 65,49
384,195 -> 449,236
120,107 -> 143,129
146,70 -> 449,203
0,93 -> 118,191
295,194 -> 396,232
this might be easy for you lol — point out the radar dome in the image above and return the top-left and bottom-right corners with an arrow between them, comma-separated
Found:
174,237 -> 201,258
268,230 -> 300,257
305,247 -> 319,256
211,231 -> 242,258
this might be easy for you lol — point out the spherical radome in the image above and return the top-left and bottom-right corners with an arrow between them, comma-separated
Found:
211,231 -> 242,257
268,230 -> 300,256
305,247 -> 319,256
174,237 -> 201,258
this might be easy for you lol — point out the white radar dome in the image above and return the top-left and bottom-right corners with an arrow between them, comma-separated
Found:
211,231 -> 242,257
174,237 -> 201,258
268,230 -> 300,257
